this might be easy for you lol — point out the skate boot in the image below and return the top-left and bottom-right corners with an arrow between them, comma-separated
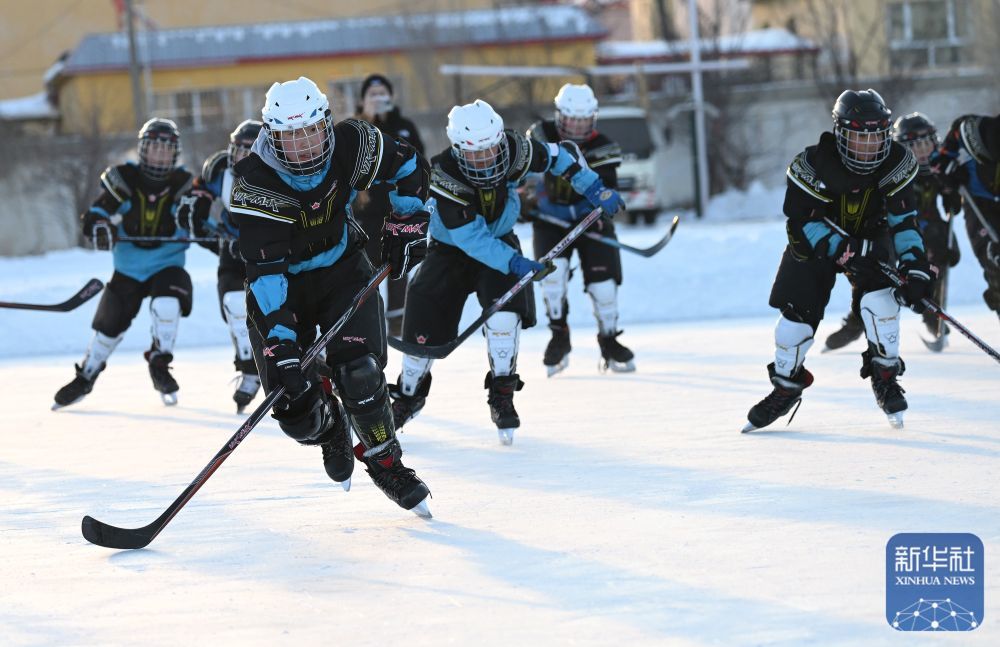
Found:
388,373 -> 431,431
543,319 -> 572,377
743,362 -> 814,432
597,330 -> 635,373
861,346 -> 907,429
319,395 -> 355,489
485,372 -> 523,445
144,348 -> 179,405
823,311 -> 864,351
356,439 -> 431,517
232,359 -> 261,413
52,363 -> 105,410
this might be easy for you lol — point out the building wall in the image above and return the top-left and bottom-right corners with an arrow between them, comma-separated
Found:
0,0 -> 495,100
57,39 -> 599,134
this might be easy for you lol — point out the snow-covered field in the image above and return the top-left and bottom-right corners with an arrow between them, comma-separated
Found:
2,205 -> 1000,645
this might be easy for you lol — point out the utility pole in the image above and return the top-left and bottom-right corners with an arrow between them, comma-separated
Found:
687,0 -> 710,218
124,0 -> 146,129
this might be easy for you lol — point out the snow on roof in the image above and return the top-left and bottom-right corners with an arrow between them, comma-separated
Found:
64,6 -> 605,73
597,28 -> 817,61
0,92 -> 59,121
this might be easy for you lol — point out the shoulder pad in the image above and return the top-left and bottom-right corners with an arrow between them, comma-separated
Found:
228,162 -> 301,223
168,168 -> 195,199
786,148 -> 832,203
430,155 -> 475,206
201,150 -> 229,184
585,136 -> 623,167
335,118 -> 385,190
526,120 -> 547,143
99,164 -> 135,202
878,143 -> 918,195
507,130 -> 533,179
959,116 -> 993,164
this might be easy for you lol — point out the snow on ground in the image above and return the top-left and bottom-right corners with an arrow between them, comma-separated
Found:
2,206 -> 1000,645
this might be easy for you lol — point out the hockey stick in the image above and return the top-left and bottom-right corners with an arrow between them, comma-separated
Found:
958,184 -> 1000,243
387,206 -> 605,359
81,263 -> 392,550
114,235 -> 223,244
874,258 -> 1000,364
0,278 -> 104,312
525,211 -> 679,257
822,217 -> 1000,364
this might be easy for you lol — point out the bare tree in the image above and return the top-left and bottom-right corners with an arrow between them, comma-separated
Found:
803,0 -> 914,106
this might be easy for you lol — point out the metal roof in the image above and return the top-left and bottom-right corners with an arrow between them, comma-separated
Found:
64,5 -> 606,74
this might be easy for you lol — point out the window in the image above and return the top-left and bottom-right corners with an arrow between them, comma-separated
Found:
887,0 -> 972,70
151,86 -> 270,132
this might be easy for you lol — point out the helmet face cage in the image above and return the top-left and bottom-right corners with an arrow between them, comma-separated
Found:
452,137 -> 510,188
266,111 -> 333,176
898,132 -> 938,171
228,120 -> 262,167
138,132 -> 180,182
228,140 -> 254,167
555,111 -> 596,142
834,120 -> 891,174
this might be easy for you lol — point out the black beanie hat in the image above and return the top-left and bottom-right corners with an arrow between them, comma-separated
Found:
361,74 -> 393,99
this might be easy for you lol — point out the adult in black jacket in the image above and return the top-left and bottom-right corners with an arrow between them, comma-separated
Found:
352,74 -> 426,336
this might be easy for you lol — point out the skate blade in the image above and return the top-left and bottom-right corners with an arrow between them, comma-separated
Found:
921,334 -> 949,353
410,497 -> 432,519
887,412 -> 904,429
498,428 -> 515,445
741,421 -> 757,433
599,358 -> 636,373
161,392 -> 178,406
340,477 -> 352,492
545,357 -> 569,377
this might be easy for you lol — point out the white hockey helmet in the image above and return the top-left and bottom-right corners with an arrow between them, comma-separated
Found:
261,76 -> 333,176
554,83 -> 598,142
446,99 -> 510,188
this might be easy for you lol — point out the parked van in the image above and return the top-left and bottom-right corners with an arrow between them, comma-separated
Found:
596,106 -> 663,224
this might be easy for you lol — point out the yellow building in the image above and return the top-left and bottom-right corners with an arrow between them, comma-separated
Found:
0,0 -> 499,101
49,5 -> 605,135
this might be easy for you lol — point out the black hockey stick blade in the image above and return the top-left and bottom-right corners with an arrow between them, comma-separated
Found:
81,265 -> 391,549
526,211 -> 679,257
388,207 -> 604,359
0,278 -> 104,312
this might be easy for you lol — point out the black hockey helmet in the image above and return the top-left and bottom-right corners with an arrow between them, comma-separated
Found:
892,112 -> 938,173
137,117 -> 181,182
228,119 -> 263,166
832,89 -> 892,174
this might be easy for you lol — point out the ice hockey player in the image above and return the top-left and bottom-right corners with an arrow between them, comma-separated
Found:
53,118 -> 197,409
228,76 -> 432,516
743,89 -> 932,432
823,112 -> 961,352
352,74 -> 426,337
930,112 -> 1000,324
528,83 -> 633,375
180,119 -> 264,412
389,99 -> 625,445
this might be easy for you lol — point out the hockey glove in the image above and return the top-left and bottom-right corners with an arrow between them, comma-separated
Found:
381,210 -> 429,280
174,188 -> 214,237
82,211 -> 115,251
582,180 -> 625,218
936,158 -> 969,195
832,236 -> 883,279
263,338 -> 311,409
508,254 -> 555,281
896,258 -> 936,314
